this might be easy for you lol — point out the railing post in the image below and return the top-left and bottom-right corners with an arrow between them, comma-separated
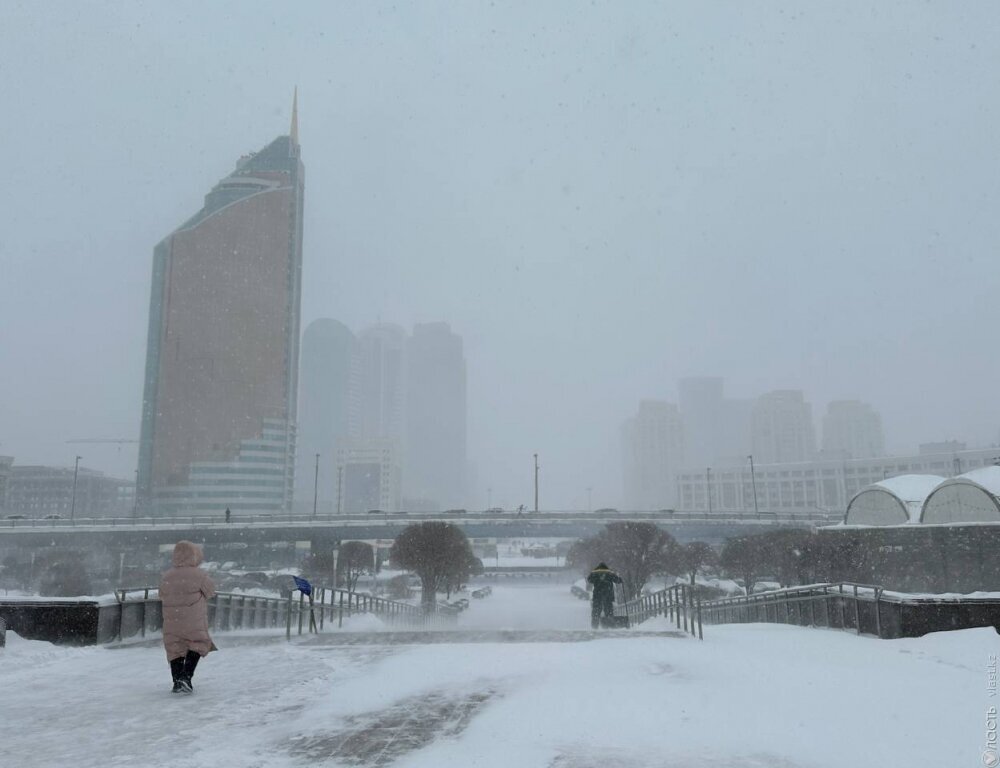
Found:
681,589 -> 689,634
285,592 -> 293,640
319,588 -> 325,630
853,585 -> 862,635
838,584 -> 846,629
338,591 -> 344,628
696,597 -> 703,640
874,587 -> 882,638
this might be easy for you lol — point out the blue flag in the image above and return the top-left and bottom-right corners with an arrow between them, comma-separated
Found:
293,576 -> 312,596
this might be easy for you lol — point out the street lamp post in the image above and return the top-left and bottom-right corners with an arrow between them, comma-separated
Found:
312,453 -> 320,519
533,454 -> 539,513
337,465 -> 343,515
706,467 -> 713,515
747,455 -> 759,516
70,455 -> 82,522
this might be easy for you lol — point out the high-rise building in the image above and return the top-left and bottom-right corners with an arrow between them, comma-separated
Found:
295,319 -> 358,508
622,400 -> 684,510
750,390 -> 816,464
678,377 -> 751,468
137,105 -> 304,516
678,377 -> 725,469
355,324 -> 407,443
821,400 -> 885,460
405,322 -> 467,510
336,441 -> 402,513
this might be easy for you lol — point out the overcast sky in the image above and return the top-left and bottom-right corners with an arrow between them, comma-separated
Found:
2,1 -> 1000,509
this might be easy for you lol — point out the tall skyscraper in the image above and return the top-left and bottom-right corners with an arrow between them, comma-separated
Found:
678,377 -> 751,468
138,105 -> 304,516
750,390 -> 817,464
405,322 -> 467,510
295,319 -> 358,508
821,400 -> 885,460
622,400 -> 684,510
355,324 -> 407,442
678,377 -> 725,469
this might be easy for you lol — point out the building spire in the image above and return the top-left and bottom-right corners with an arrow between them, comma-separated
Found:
290,87 -> 299,146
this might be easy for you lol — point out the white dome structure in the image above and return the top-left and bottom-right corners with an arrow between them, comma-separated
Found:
920,466 -> 1000,524
844,474 -> 945,526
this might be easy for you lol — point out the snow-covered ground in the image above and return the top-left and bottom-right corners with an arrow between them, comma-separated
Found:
0,583 -> 989,767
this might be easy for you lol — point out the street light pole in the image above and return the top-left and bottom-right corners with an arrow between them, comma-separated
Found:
337,465 -> 343,515
70,455 -> 82,522
533,453 -> 539,513
313,453 -> 320,519
706,467 -> 712,515
747,454 -> 759,516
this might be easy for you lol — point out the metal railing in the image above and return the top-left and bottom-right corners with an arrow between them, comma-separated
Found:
616,583 -> 704,639
0,508 -> 836,530
114,584 -> 438,642
698,582 -> 888,637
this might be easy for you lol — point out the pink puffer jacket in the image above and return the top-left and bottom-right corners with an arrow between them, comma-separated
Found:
159,540 -> 217,661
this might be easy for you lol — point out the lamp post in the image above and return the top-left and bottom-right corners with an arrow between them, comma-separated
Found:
337,465 -> 343,515
70,455 -> 82,522
312,453 -> 320,519
533,453 -> 539,513
706,467 -> 713,515
747,454 -> 759,516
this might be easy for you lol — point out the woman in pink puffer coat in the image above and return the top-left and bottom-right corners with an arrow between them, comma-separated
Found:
159,540 -> 216,693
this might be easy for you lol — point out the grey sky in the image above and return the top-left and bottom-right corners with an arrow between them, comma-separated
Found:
2,1 -> 999,509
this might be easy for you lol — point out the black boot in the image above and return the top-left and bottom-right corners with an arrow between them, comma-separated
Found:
169,658 -> 185,693
180,650 -> 200,693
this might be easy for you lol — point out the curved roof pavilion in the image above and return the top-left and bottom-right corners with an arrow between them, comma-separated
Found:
843,474 -> 945,526
920,466 -> 1000,525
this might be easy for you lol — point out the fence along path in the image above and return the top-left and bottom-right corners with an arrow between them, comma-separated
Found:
615,583 -> 704,639
114,585 -> 446,643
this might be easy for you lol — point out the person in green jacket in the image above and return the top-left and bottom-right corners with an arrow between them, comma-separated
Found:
587,562 -> 622,629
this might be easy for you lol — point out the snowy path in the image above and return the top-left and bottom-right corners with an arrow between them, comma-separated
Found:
0,584 -> 991,767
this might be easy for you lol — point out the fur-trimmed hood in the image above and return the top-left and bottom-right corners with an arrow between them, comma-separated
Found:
172,540 -> 204,568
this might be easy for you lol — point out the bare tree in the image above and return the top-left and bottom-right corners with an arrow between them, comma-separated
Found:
390,522 -> 477,612
679,541 -> 718,586
566,522 -> 680,600
37,549 -> 92,597
720,534 -> 771,595
337,541 -> 375,592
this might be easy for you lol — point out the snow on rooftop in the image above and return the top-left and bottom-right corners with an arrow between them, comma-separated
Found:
953,465 -> 1000,496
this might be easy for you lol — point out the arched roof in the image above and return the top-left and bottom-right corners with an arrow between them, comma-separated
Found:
920,466 -> 1000,524
844,474 -> 945,526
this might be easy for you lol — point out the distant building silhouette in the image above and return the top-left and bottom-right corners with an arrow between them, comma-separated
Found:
750,390 -> 816,464
678,377 -> 750,469
821,400 -> 884,460
405,322 -> 467,510
622,401 -> 684,510
138,104 -> 303,516
355,324 -> 407,443
296,319 -> 358,507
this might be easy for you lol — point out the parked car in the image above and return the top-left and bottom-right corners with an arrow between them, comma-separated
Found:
43,514 -> 62,520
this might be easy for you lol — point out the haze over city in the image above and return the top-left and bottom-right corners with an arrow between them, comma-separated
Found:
2,1 -> 1000,509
